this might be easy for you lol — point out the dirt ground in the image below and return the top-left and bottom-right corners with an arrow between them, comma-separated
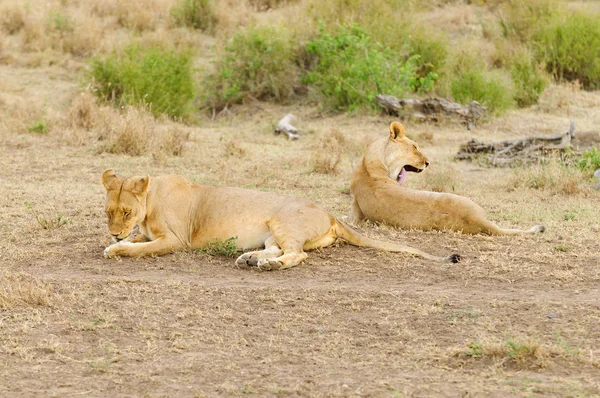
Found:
1,58 -> 599,397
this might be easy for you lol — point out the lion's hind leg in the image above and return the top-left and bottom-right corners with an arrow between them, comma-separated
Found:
475,218 -> 546,235
235,236 -> 283,268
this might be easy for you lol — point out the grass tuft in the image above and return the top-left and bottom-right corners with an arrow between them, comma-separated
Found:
198,237 -> 238,257
27,119 -> 47,134
25,201 -> 71,229
95,106 -> 189,157
461,338 -> 549,368
0,273 -> 56,309
310,128 -> 346,174
171,0 -> 216,32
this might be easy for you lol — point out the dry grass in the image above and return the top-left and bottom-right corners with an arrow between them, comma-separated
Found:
0,1 -> 25,35
417,165 -> 461,193
310,128 -> 347,174
95,105 -> 190,157
0,273 -> 56,309
507,160 -> 589,195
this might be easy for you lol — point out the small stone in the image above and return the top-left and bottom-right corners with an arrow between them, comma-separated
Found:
547,313 -> 558,319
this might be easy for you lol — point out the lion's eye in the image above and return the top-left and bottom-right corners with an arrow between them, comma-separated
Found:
124,211 -> 131,217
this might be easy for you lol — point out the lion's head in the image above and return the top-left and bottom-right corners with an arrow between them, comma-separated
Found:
383,122 -> 429,184
101,169 -> 149,241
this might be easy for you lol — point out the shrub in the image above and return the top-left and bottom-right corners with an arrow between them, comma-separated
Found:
89,45 -> 196,118
304,25 -> 436,111
171,0 -> 216,32
534,12 -> 600,89
451,69 -> 514,114
577,148 -> 600,173
203,25 -> 300,110
510,49 -> 548,107
405,29 -> 448,88
498,0 -> 560,42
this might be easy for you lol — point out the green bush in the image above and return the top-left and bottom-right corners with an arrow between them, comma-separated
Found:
304,25 -> 436,111
510,50 -> 548,107
89,45 -> 195,118
451,69 -> 514,114
577,147 -> 600,173
405,30 -> 447,87
534,12 -> 600,89
170,0 -> 216,32
202,25 -> 300,110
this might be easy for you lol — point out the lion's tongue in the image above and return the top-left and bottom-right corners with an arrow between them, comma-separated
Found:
397,167 -> 407,185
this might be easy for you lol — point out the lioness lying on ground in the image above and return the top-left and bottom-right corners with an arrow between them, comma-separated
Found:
350,122 -> 545,235
101,169 -> 460,269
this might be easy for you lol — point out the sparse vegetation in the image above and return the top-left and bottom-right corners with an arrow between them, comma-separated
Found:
2,0 -> 600,395
507,161 -> 586,195
25,201 -> 71,229
89,45 -> 196,118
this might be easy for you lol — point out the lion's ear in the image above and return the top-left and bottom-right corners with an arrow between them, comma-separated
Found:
132,176 -> 150,196
389,122 -> 406,141
101,169 -> 118,191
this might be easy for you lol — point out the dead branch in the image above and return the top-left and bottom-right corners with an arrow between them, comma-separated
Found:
454,120 -> 587,167
376,95 -> 487,125
274,114 -> 300,140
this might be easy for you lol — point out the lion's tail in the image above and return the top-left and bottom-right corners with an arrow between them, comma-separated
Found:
334,219 -> 460,263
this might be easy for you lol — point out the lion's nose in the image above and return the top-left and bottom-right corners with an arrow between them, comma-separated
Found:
425,161 -> 430,167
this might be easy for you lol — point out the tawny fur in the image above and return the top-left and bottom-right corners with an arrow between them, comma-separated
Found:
101,169 -> 460,270
349,122 -> 545,235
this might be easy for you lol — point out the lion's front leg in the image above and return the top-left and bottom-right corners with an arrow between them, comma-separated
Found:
104,236 -> 183,258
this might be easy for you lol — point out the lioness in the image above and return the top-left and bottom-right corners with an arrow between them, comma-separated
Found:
349,122 -> 545,235
101,169 -> 460,269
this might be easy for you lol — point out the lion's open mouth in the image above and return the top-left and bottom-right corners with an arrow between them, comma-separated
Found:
397,165 -> 424,185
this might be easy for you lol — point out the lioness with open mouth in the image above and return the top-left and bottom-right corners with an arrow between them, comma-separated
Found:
101,169 -> 460,269
349,122 -> 545,235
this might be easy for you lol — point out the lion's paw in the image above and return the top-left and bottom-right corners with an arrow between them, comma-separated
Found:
235,253 -> 260,267
257,259 -> 282,271
104,245 -> 118,258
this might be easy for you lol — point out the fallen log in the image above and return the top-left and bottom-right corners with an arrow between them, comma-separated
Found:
455,120 -> 580,167
376,95 -> 487,125
274,114 -> 300,140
